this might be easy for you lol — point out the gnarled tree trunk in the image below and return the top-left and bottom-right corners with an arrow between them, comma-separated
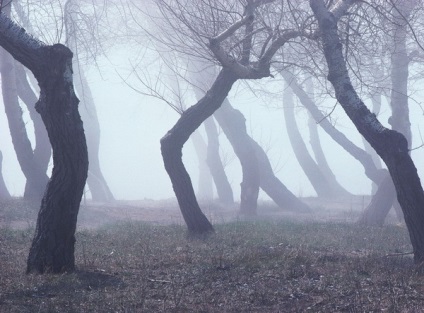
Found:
0,11 -> 89,273
312,0 -> 424,263
161,68 -> 238,234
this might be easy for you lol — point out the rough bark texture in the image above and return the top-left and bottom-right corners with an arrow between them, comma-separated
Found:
190,129 -> 214,200
0,151 -> 11,199
0,45 -> 48,200
214,100 -> 260,215
161,68 -> 238,234
311,0 -> 424,263
0,11 -> 89,273
283,84 -> 335,198
25,43 -> 88,273
203,117 -> 234,204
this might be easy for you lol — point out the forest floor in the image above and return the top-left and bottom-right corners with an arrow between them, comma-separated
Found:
1,196 -> 424,312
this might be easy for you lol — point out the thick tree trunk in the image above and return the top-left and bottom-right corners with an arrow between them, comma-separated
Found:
283,84 -> 335,198
0,151 -> 11,199
215,99 -> 311,213
0,46 -> 49,201
25,44 -> 88,273
190,129 -> 214,200
312,0 -> 424,262
214,100 -> 259,215
161,68 -> 237,234
203,117 -> 234,204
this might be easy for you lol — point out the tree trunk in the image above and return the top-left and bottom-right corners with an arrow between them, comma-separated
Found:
65,0 -> 114,202
283,84 -> 336,198
281,70 -> 385,185
14,61 -> 51,174
214,100 -> 259,215
357,173 -> 395,226
190,129 -> 214,200
0,46 -> 48,201
0,11 -> 89,272
215,99 -> 311,213
305,78 -> 351,197
0,151 -> 11,199
311,0 -> 424,262
203,117 -> 234,204
25,43 -> 89,273
161,68 -> 237,234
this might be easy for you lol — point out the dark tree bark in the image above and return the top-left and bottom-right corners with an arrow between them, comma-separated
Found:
214,100 -> 260,215
0,44 -> 49,201
283,84 -> 336,198
215,99 -> 312,213
161,68 -> 238,234
0,11 -> 89,273
190,129 -> 214,200
203,117 -> 234,204
0,151 -> 11,199
311,0 -> 424,263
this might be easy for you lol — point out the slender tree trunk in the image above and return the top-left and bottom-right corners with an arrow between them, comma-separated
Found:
0,42 -> 48,201
14,61 -> 51,173
312,0 -> 424,262
190,129 -> 214,200
0,151 -> 11,199
215,99 -> 312,213
203,117 -> 234,204
64,0 -> 114,202
305,78 -> 351,197
214,100 -> 259,215
161,68 -> 237,234
283,84 -> 335,198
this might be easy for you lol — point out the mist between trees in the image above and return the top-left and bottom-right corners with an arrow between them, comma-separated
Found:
1,0 -> 424,273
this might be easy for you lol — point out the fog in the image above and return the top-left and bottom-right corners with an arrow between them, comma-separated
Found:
1,44 -> 423,202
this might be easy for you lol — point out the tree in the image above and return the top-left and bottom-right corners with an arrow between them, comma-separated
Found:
0,151 -> 11,199
0,5 -> 89,273
310,0 -> 424,263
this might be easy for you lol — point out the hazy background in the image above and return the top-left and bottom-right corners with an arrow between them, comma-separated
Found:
1,46 -> 424,201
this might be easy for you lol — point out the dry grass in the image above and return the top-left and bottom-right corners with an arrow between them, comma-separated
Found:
1,198 -> 424,312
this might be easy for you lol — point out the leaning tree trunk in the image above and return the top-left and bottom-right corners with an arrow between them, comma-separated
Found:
0,45 -> 49,201
65,0 -> 114,202
283,84 -> 336,198
14,61 -> 51,175
161,68 -> 237,234
0,12 -> 89,273
214,100 -> 260,215
215,99 -> 312,213
203,117 -> 234,204
312,0 -> 424,263
305,78 -> 351,197
0,151 -> 11,199
190,129 -> 214,200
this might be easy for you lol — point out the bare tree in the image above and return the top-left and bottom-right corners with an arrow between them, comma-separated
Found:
310,0 -> 424,263
0,151 -> 11,199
